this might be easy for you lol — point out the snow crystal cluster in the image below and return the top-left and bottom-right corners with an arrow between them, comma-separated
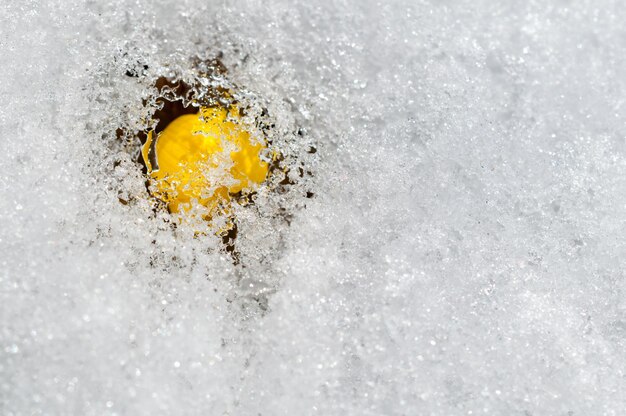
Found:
2,0 -> 626,415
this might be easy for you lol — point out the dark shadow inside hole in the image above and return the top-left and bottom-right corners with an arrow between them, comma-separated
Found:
152,78 -> 198,135
136,78 -> 197,172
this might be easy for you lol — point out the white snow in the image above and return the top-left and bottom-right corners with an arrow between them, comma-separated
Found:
2,0 -> 626,415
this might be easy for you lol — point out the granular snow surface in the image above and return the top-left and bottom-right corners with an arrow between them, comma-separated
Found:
1,1 -> 626,415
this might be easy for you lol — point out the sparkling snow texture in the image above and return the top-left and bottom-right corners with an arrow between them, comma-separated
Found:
2,1 -> 626,415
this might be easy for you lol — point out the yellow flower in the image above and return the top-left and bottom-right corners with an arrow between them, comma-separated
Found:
142,106 -> 269,218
